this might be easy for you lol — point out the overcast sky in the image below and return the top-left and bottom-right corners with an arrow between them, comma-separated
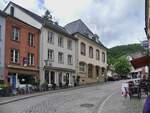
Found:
0,0 -> 146,48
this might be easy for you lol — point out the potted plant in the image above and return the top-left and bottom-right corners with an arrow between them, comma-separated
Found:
0,84 -> 11,96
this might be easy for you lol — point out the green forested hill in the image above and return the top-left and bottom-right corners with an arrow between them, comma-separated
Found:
108,44 -> 146,65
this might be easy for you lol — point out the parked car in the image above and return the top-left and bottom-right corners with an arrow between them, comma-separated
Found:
17,84 -> 34,94
107,77 -> 115,81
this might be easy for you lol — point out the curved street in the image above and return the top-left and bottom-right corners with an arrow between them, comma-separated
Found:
0,81 -> 145,113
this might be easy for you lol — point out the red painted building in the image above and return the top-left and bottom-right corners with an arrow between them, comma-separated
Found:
4,15 -> 40,87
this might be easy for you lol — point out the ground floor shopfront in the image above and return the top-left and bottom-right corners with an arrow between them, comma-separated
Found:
4,65 -> 39,93
78,62 -> 107,84
41,67 -> 76,87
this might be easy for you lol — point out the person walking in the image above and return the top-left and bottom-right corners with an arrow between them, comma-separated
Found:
143,95 -> 150,113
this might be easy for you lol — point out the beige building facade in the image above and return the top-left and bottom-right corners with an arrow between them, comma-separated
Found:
65,19 -> 107,84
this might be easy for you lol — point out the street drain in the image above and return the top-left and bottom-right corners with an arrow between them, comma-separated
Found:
80,103 -> 94,108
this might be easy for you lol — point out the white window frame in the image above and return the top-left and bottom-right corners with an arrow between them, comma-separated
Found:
79,62 -> 86,72
48,32 -> 54,44
68,55 -> 73,65
12,27 -> 20,41
28,53 -> 34,65
11,49 -> 19,63
58,52 -> 64,64
58,35 -> 64,47
67,39 -> 72,50
48,49 -> 54,62
89,46 -> 93,58
81,42 -> 86,55
28,33 -> 34,47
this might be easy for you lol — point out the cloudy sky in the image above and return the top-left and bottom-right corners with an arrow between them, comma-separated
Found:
0,0 -> 146,48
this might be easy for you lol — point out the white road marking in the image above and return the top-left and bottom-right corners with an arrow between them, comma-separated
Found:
97,91 -> 118,113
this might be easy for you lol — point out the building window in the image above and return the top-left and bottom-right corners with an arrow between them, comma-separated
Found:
28,33 -> 34,47
48,49 -> 54,62
79,62 -> 86,72
0,25 -> 1,41
10,6 -> 14,16
58,35 -> 64,47
28,53 -> 34,65
11,49 -> 19,63
68,55 -> 73,65
58,52 -> 64,64
81,42 -> 86,56
102,52 -> 105,63
48,32 -> 54,44
96,49 -> 100,60
12,27 -> 20,41
67,40 -> 72,50
89,46 -> 93,58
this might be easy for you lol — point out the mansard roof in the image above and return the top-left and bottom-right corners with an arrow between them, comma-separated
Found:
64,19 -> 106,49
65,19 -> 94,37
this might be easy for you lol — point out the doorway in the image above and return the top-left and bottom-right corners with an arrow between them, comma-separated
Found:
50,71 -> 55,84
58,72 -> 62,87
88,64 -> 93,78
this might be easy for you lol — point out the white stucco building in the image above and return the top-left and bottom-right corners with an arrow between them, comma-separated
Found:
40,23 -> 76,86
0,11 -> 6,81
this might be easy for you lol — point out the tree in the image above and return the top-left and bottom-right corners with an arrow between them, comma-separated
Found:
114,56 -> 131,77
43,10 -> 52,21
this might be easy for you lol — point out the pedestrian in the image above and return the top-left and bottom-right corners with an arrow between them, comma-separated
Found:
142,95 -> 150,113
121,82 -> 129,98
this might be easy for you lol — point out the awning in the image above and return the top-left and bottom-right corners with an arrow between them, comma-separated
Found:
130,56 -> 150,69
130,67 -> 143,73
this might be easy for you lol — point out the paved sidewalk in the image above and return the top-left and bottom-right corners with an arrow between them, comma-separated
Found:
0,81 -> 106,105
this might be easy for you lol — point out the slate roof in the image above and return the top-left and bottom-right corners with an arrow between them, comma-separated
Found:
64,19 -> 94,37
64,19 -> 106,49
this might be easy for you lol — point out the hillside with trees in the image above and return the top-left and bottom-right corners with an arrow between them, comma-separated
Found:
107,44 -> 146,65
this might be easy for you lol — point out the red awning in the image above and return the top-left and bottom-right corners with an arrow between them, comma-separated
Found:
130,56 -> 149,69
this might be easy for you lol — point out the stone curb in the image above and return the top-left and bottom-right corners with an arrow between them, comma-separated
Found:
0,82 -> 106,105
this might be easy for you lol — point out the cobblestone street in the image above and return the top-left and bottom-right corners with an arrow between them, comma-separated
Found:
0,81 -> 146,113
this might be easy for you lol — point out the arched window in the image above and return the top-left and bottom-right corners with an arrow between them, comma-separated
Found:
81,42 -> 86,56
89,46 -> 93,58
79,62 -> 86,72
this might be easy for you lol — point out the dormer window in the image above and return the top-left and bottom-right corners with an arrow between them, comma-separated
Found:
10,6 -> 14,16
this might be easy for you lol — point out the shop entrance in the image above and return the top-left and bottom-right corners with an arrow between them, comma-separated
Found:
50,71 -> 55,84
